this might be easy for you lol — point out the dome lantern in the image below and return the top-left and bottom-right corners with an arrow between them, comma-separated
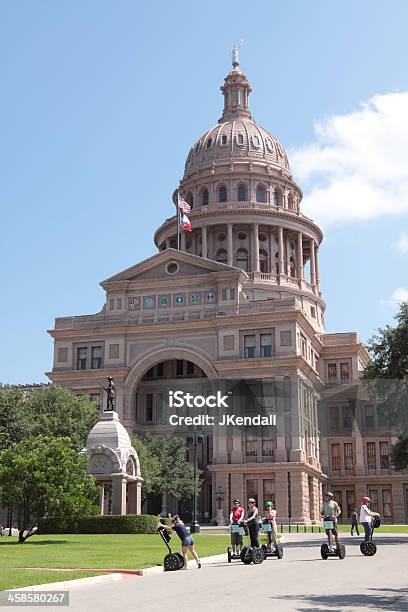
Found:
219,51 -> 253,123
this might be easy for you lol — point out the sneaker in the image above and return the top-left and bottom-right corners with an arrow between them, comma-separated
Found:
198,562 -> 201,569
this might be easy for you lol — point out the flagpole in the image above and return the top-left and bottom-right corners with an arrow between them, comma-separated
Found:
176,189 -> 180,250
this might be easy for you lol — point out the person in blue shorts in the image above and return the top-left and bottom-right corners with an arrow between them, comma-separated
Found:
158,514 -> 201,570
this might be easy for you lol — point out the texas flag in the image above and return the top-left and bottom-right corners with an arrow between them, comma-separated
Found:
180,210 -> 192,232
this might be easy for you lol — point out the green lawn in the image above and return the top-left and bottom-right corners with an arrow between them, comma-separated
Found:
0,533 -> 230,591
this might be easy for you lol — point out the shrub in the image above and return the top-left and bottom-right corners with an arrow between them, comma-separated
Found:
38,514 -> 159,534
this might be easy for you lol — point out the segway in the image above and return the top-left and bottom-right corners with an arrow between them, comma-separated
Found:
157,526 -> 184,571
320,518 -> 346,560
260,520 -> 283,559
239,523 -> 265,565
360,516 -> 381,556
227,523 -> 244,562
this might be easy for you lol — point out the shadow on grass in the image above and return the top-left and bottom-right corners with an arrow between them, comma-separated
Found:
269,589 -> 408,611
0,540 -> 69,546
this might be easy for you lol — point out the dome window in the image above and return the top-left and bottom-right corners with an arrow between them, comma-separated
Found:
216,249 -> 227,263
217,232 -> 226,242
274,189 -> 281,207
236,133 -> 244,145
237,231 -> 247,241
219,185 -> 227,203
206,138 -> 213,149
194,141 -> 201,154
266,139 -> 275,153
238,184 -> 248,202
256,185 -> 267,203
186,192 -> 194,208
236,247 -> 249,271
202,189 -> 209,206
221,134 -> 227,146
258,233 -> 267,242
252,135 -> 261,148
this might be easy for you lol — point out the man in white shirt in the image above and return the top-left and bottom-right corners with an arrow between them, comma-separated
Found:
360,496 -> 380,542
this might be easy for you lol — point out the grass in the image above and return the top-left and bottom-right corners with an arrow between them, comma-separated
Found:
0,533 -> 230,591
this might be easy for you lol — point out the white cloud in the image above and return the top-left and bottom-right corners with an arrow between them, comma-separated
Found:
394,232 -> 408,254
381,287 -> 408,307
290,93 -> 408,227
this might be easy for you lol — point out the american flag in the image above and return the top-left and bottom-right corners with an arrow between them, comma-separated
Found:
177,192 -> 191,214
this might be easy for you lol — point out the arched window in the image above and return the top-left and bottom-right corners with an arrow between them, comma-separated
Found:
216,248 -> 227,264
256,185 -> 267,203
219,185 -> 227,203
202,189 -> 209,206
259,249 -> 268,273
238,183 -> 248,202
288,192 -> 294,210
274,189 -> 282,207
236,247 -> 249,271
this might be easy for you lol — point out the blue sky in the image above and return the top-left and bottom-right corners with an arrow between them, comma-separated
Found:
2,0 -> 408,383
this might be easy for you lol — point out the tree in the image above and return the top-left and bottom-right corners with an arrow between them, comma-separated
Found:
131,435 -> 161,503
0,385 -> 100,453
0,435 -> 99,542
132,434 -> 201,501
363,301 -> 408,468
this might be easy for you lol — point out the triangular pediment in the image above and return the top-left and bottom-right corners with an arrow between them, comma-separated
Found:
100,249 -> 245,287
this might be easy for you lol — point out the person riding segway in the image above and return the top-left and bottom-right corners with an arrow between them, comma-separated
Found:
261,501 -> 283,560
240,498 -> 265,565
359,497 -> 381,556
320,492 -> 346,560
227,499 -> 245,562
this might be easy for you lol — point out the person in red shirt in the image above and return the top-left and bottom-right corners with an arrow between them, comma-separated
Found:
229,499 -> 245,555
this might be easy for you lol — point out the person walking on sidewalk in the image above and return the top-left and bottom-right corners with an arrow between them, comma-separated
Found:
158,514 -> 201,570
351,507 -> 360,536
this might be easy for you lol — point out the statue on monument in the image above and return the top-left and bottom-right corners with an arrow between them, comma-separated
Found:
103,377 -> 116,412
231,40 -> 244,67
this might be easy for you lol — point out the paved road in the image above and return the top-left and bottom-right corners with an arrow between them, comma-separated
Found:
10,534 -> 408,611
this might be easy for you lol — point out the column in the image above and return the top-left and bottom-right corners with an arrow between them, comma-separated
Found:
286,235 -> 291,275
269,230 -> 275,274
99,484 -> 105,516
181,231 -> 186,251
297,231 -> 304,279
310,238 -> 316,286
315,246 -> 320,290
111,476 -> 127,515
227,223 -> 233,266
202,225 -> 208,258
278,226 -> 285,275
128,481 -> 142,515
253,223 -> 260,272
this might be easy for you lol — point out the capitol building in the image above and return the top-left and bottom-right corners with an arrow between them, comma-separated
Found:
47,55 -> 408,524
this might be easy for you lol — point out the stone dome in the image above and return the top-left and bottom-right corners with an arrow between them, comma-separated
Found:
183,119 -> 290,180
86,411 -> 132,450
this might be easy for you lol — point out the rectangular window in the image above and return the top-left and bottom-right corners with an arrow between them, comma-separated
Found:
260,334 -> 272,357
206,436 -> 213,465
340,363 -> 350,383
300,334 -> 306,358
379,441 -> 390,468
77,347 -> 87,370
328,363 -> 337,383
367,441 -> 377,469
176,360 -> 184,376
244,335 -> 256,359
330,407 -> 339,432
344,442 -> 354,471
230,288 -> 235,300
262,438 -> 276,457
342,406 -> 352,431
109,298 -> 115,310
117,298 -> 122,310
382,489 -> 392,517
263,479 -> 275,505
145,394 -> 153,423
156,393 -> 164,423
331,443 -> 341,471
186,361 -> 195,376
246,439 -> 257,457
280,330 -> 292,346
246,479 -> 258,505
91,346 -> 102,369
346,490 -> 355,519
365,405 -> 375,429
310,306 -> 316,318
368,489 -> 378,513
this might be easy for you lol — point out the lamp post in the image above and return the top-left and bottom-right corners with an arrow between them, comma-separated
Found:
187,433 -> 203,533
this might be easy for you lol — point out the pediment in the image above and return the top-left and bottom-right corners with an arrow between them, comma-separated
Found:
101,249 -> 244,287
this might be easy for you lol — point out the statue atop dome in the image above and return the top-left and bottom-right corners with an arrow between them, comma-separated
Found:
231,40 -> 243,68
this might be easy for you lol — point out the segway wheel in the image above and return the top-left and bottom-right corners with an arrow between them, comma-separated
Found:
337,544 -> 346,559
227,547 -> 232,563
251,547 -> 265,564
240,546 -> 252,565
320,543 -> 329,560
163,553 -> 184,571
360,541 -> 377,556
276,544 -> 284,559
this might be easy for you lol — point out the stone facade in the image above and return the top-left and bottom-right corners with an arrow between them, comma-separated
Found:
47,57 -> 408,524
